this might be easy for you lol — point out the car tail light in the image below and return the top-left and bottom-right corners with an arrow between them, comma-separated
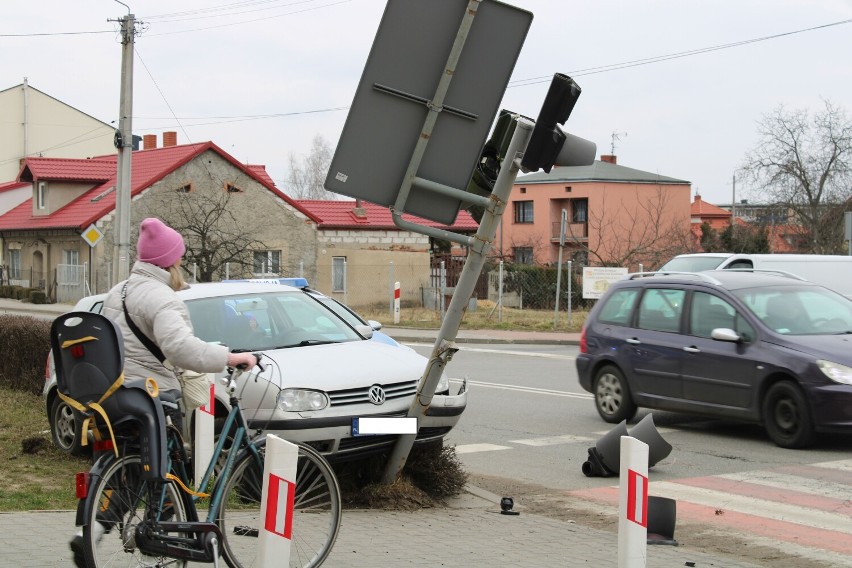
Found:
93,439 -> 114,453
75,472 -> 89,499
44,353 -> 52,384
579,326 -> 588,353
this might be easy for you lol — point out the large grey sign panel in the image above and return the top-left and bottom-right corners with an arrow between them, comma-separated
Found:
325,0 -> 532,225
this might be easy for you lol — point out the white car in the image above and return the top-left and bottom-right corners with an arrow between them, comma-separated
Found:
44,281 -> 468,460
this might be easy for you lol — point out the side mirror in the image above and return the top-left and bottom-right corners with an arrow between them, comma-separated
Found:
710,328 -> 739,342
354,324 -> 374,340
367,319 -> 383,331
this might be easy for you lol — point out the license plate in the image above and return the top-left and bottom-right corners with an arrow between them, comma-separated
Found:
352,417 -> 417,436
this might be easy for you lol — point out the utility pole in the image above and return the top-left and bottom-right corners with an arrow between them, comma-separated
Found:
112,12 -> 136,284
731,174 -> 736,225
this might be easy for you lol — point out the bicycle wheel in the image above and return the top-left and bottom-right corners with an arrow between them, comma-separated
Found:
217,442 -> 341,568
81,453 -> 189,568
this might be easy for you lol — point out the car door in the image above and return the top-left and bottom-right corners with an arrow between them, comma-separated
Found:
680,291 -> 759,415
622,287 -> 686,403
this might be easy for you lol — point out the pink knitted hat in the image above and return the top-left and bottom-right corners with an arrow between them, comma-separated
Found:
137,218 -> 185,268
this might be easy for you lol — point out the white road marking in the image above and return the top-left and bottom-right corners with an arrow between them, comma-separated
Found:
591,426 -> 680,437
403,342 -> 576,360
718,470 -> 852,501
454,443 -> 512,455
652,480 -> 852,533
509,434 -> 594,446
468,380 -> 593,400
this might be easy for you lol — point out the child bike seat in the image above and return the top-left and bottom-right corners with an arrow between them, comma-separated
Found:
50,311 -> 169,480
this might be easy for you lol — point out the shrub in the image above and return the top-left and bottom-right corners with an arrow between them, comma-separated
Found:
0,315 -> 51,395
29,290 -> 48,304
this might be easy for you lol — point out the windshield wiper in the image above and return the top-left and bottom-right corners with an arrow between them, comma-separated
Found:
297,339 -> 339,346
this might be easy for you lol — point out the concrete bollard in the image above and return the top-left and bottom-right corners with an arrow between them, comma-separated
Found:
257,434 -> 299,567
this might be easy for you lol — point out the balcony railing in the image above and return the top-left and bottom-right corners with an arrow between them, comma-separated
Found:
552,221 -> 588,242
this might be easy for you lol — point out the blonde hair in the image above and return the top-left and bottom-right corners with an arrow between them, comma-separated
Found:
168,264 -> 187,291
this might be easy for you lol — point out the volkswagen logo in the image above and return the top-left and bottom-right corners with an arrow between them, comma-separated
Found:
368,385 -> 386,405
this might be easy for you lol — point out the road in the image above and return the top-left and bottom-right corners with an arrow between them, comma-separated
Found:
406,341 -> 852,567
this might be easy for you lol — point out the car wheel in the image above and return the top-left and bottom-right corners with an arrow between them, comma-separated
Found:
593,365 -> 637,423
49,396 -> 88,456
762,381 -> 814,449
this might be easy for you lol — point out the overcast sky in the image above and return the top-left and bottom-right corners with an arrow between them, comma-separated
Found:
3,0 -> 851,206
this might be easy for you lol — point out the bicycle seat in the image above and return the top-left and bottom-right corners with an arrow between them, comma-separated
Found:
51,311 -> 169,481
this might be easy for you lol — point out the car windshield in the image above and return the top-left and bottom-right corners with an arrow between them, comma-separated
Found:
733,285 -> 852,335
309,293 -> 367,328
659,256 -> 727,272
185,290 -> 363,350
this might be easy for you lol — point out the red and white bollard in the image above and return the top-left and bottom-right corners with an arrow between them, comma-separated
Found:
257,434 -> 299,567
194,382 -> 215,486
393,281 -> 401,324
618,436 -> 649,568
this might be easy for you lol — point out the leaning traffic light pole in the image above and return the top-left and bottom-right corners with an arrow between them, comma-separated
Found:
382,73 -> 596,483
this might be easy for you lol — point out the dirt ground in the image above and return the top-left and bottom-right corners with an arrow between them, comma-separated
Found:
466,472 -> 836,568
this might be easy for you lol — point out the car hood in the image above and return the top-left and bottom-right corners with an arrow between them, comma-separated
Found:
254,339 -> 428,391
766,333 -> 852,365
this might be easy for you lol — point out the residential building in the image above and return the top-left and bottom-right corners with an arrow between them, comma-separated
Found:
296,199 -> 478,309
499,155 -> 692,270
0,133 -> 319,303
0,80 -> 117,181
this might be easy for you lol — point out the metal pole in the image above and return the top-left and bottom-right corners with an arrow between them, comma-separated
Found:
498,260 -> 504,323
114,13 -> 135,283
382,118 -> 533,483
388,261 -> 394,317
567,260 -> 573,326
440,260 -> 446,321
553,209 -> 567,327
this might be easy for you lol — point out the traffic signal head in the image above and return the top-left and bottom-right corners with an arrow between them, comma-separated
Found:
520,73 -> 596,173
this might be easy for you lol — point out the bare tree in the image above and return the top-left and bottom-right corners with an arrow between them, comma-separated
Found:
285,134 -> 338,200
740,100 -> 852,253
578,188 -> 694,270
139,185 -> 269,282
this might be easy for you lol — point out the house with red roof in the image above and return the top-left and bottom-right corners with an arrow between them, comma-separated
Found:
0,133 -> 319,302
296,199 -> 478,308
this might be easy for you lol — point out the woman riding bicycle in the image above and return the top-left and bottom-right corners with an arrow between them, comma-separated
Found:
69,217 -> 257,567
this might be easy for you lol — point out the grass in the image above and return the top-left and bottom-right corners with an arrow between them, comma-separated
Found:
359,299 -> 589,333
0,388 -> 469,513
0,388 -> 85,511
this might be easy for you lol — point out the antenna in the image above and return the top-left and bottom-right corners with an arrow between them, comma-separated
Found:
610,131 -> 627,154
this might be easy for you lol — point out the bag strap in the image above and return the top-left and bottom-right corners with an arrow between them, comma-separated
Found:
122,281 -> 167,364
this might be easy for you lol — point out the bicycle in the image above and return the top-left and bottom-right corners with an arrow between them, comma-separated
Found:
52,311 -> 341,568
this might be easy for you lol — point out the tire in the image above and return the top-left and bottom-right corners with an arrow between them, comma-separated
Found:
217,442 -> 342,568
593,365 -> 637,423
81,454 -> 188,568
49,396 -> 88,456
762,381 -> 815,449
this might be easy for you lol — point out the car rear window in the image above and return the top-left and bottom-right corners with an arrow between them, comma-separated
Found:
637,288 -> 685,333
597,289 -> 639,325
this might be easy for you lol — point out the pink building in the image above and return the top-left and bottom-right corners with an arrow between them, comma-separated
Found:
496,155 -> 692,270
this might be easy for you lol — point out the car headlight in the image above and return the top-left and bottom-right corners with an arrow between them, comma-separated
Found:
435,373 -> 449,394
276,389 -> 329,412
817,360 -> 852,386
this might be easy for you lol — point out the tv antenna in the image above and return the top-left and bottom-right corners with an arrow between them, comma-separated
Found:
610,131 -> 627,154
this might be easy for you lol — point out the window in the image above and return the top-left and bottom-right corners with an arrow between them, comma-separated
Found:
513,247 -> 534,265
572,199 -> 588,223
689,292 -> 735,338
37,182 -> 46,210
598,289 -> 639,326
8,250 -> 21,279
253,251 -> 280,276
176,183 -> 193,193
332,256 -> 347,292
514,201 -> 533,223
637,288 -> 685,333
225,183 -> 243,193
63,250 -> 80,266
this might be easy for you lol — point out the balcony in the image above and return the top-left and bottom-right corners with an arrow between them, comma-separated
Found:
552,221 -> 588,242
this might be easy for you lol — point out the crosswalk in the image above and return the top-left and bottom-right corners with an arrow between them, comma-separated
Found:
567,458 -> 852,565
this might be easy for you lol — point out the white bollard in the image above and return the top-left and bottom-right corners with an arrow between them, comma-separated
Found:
194,382 -> 215,486
257,434 -> 299,567
618,436 -> 649,568
393,281 -> 400,324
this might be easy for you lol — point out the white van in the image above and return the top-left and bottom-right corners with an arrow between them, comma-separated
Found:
658,253 -> 852,297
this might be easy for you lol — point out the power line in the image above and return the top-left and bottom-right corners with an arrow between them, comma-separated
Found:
508,18 -> 852,88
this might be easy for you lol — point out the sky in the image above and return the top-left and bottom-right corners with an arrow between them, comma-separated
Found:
3,0 -> 852,207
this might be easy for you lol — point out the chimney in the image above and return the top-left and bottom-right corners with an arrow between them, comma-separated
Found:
163,131 -> 177,148
353,198 -> 367,218
143,134 -> 157,150
600,154 -> 617,164
694,194 -> 702,203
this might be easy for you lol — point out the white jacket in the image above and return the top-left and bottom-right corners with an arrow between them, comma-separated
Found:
102,261 -> 229,394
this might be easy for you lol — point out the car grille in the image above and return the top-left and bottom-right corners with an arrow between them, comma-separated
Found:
327,380 -> 418,407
